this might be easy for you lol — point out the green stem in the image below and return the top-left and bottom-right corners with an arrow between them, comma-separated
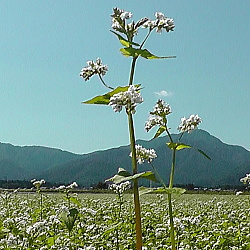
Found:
178,132 -> 185,142
128,112 -> 142,249
166,127 -> 173,143
168,193 -> 176,250
169,149 -> 176,189
40,191 -> 43,221
168,148 -> 177,250
116,228 -> 119,250
98,74 -> 114,90
150,163 -> 167,189
126,32 -> 148,248
128,57 -> 138,86
139,29 -> 152,49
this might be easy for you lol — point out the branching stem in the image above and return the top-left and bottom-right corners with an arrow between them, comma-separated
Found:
98,74 -> 114,90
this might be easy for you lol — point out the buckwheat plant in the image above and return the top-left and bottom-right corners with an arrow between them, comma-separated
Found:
109,181 -> 131,220
31,179 -> 46,220
80,7 -> 176,249
56,182 -> 80,210
240,173 -> 250,190
109,181 -> 131,249
145,99 -> 210,249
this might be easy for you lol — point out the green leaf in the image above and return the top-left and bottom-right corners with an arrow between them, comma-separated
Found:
167,142 -> 191,150
166,142 -> 211,160
167,142 -> 177,150
138,186 -> 155,196
103,222 -> 123,235
83,85 -> 141,105
176,143 -> 192,150
156,187 -> 186,195
47,236 -> 56,246
120,47 -> 176,59
110,31 -> 140,47
60,208 -> 79,233
105,168 -> 132,184
154,126 -> 166,139
197,149 -> 211,160
116,167 -> 132,177
69,197 -> 82,207
105,174 -> 129,184
139,187 -> 186,196
120,48 -> 136,57
132,171 -> 158,182
106,170 -> 158,184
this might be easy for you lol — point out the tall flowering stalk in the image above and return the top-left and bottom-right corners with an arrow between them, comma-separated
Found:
240,173 -> 250,191
145,100 -> 210,249
109,181 -> 131,249
80,7 -> 175,249
31,179 -> 46,221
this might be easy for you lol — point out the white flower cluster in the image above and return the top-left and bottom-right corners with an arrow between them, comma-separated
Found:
111,8 -> 174,35
145,99 -> 171,132
111,7 -> 133,32
109,181 -> 131,195
177,114 -> 202,133
150,99 -> 172,117
110,7 -> 142,37
80,58 -> 108,81
145,116 -> 164,132
56,182 -> 78,191
26,220 -> 48,235
109,85 -> 143,114
31,179 -> 45,189
240,173 -> 250,184
143,12 -> 175,33
130,144 -> 157,164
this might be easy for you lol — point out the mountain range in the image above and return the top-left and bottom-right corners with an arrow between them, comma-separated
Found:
0,129 -> 249,187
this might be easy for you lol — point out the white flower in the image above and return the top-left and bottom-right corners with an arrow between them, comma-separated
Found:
111,8 -> 133,32
240,173 -> 250,184
145,99 -> 171,132
130,144 -> 157,164
31,179 -> 45,189
66,181 -> 78,189
155,12 -> 175,33
177,114 -> 202,133
111,19 -> 122,30
150,99 -> 171,117
111,7 -> 126,18
145,115 -> 165,132
109,181 -> 131,194
56,185 -> 66,190
110,7 -> 141,38
109,85 -> 143,114
143,12 -> 175,33
26,220 -> 48,235
155,12 -> 165,20
111,8 -> 132,21
80,58 -> 108,81
120,11 -> 133,20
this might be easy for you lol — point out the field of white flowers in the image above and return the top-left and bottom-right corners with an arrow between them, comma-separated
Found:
0,191 -> 249,250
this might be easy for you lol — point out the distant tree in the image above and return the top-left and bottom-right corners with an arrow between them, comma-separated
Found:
92,181 -> 108,189
185,184 -> 195,190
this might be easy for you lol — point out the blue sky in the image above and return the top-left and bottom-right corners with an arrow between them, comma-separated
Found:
0,1 -> 249,154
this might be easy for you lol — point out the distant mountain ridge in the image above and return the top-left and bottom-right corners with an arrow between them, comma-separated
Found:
0,142 -> 83,179
0,130 -> 249,187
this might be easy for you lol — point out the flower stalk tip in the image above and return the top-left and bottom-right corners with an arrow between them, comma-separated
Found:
177,114 -> 202,133
80,58 -> 108,81
145,99 -> 171,132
